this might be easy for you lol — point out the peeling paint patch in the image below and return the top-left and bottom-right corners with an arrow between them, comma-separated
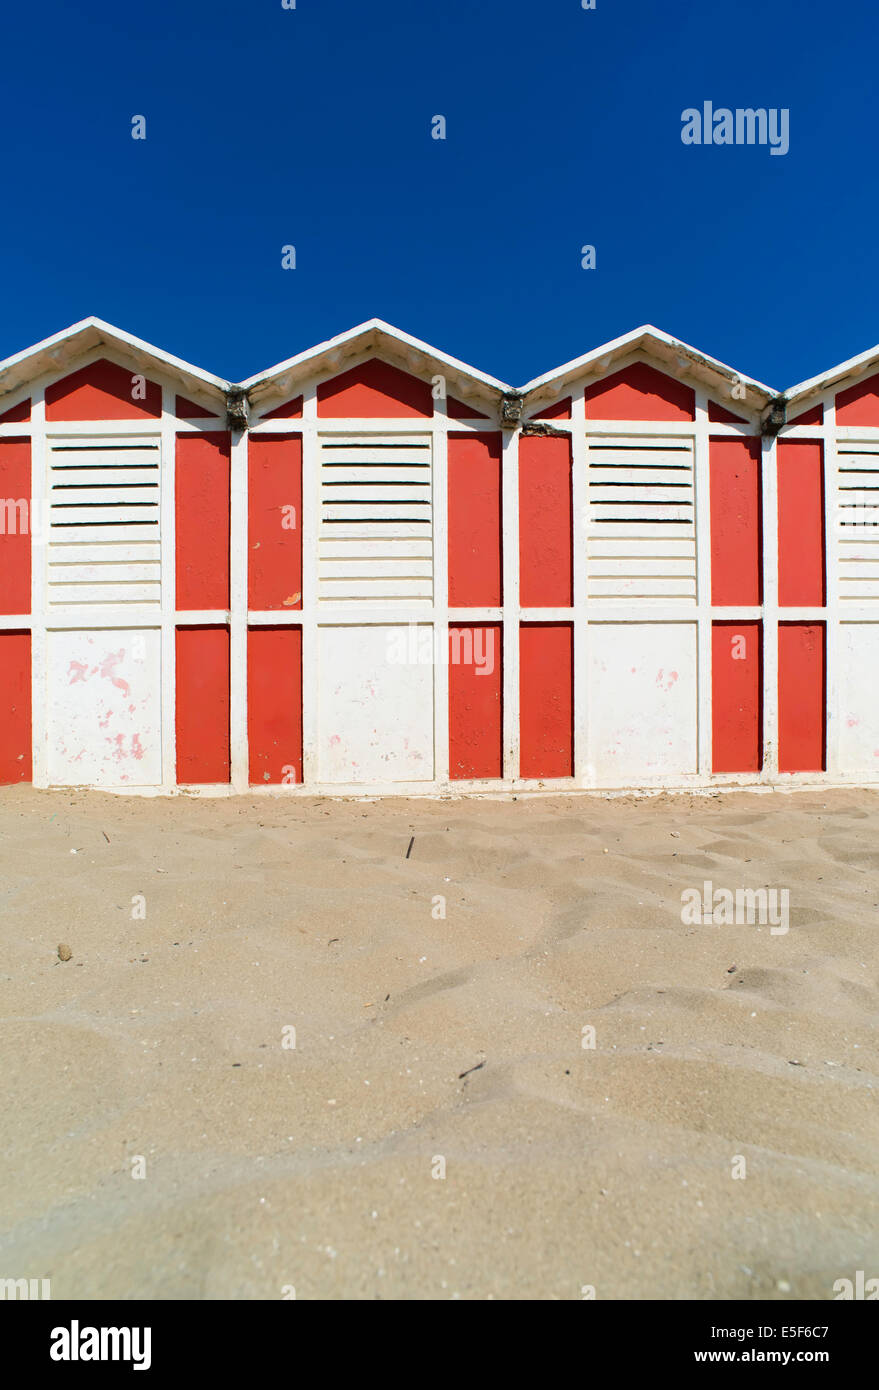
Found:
99,650 -> 130,698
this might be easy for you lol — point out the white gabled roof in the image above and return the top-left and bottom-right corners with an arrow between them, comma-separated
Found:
0,316 -> 230,408
785,341 -> 879,409
520,324 -> 778,411
241,317 -> 511,408
5,316 -> 815,422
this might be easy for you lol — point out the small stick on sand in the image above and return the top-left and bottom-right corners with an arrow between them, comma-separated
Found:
458,1060 -> 485,1081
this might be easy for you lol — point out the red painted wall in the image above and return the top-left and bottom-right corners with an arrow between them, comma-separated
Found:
532,397 -> 572,420
175,626 -> 230,783
519,435 -> 572,607
585,362 -> 695,421
447,397 -> 487,419
709,437 -> 762,605
519,623 -> 574,778
708,400 -> 747,424
836,373 -> 879,426
176,432 -> 231,610
45,359 -> 161,420
0,440 -> 31,614
712,622 -> 762,772
248,626 -> 302,785
448,623 -> 502,779
448,432 -> 502,606
248,435 -> 302,610
777,440 -> 825,607
0,399 -> 30,424
176,395 -> 217,419
788,402 -> 823,427
263,396 -> 303,421
0,631 -> 32,783
317,359 -> 432,418
778,623 -> 825,772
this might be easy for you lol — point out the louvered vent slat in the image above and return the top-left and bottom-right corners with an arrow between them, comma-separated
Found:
838,443 -> 879,603
47,441 -> 161,608
587,438 -> 696,600
319,436 -> 433,604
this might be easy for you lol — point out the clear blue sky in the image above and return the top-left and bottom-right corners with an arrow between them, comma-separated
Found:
1,0 -> 876,390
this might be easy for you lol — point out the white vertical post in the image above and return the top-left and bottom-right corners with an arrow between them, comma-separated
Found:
823,396 -> 839,775
300,388 -> 319,786
694,392 -> 712,780
229,425 -> 249,792
501,424 -> 520,782
160,387 -> 177,790
432,396 -> 450,788
570,387 -> 590,785
761,433 -> 779,776
29,388 -> 48,788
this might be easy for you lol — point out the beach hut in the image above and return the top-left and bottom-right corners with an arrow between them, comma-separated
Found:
1,316 -> 876,794
780,346 -> 879,779
0,318 -> 230,791
517,327 -> 775,788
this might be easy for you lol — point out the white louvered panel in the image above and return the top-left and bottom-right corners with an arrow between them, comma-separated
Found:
320,559 -> 433,580
589,537 -> 693,558
586,438 -> 696,601
319,521 -> 429,539
319,578 -> 433,600
320,539 -> 432,560
589,578 -> 695,599
47,563 -> 160,584
589,557 -> 695,578
47,543 -> 161,566
48,526 -> 160,547
838,443 -> 879,603
47,440 -> 161,608
318,435 -> 433,604
47,582 -> 163,606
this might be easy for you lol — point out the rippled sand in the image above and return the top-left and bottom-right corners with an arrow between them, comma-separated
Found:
1,786 -> 877,1299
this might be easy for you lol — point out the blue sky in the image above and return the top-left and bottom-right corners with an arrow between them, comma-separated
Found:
1,0 -> 876,389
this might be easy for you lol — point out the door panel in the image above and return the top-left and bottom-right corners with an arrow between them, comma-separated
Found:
318,624 -> 434,783
47,628 -> 162,786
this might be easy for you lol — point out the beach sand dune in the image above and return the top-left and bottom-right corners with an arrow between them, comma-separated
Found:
1,787 -> 877,1299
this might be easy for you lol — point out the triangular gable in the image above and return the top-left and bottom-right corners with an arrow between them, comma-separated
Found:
836,372 -> 879,427
0,318 -> 229,425
519,326 -> 776,422
240,319 -> 509,424
316,357 -> 433,419
584,361 -> 695,421
45,358 -> 162,421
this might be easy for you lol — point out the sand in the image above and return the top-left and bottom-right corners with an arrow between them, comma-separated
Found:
1,785 -> 877,1300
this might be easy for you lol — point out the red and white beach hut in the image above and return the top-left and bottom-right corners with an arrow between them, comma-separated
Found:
1,315 -> 877,795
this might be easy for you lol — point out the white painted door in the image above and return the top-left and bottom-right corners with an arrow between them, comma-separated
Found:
588,622 -> 698,780
46,628 -> 162,787
314,431 -> 436,785
317,625 -> 434,784
585,434 -> 699,783
838,624 -> 879,774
